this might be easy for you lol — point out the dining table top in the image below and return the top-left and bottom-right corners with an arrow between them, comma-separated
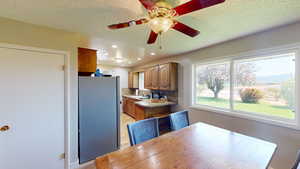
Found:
95,122 -> 277,169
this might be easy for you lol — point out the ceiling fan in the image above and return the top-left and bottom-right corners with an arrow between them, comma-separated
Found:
108,0 -> 226,45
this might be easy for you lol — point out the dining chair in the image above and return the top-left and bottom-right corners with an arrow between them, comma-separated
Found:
169,110 -> 190,131
127,117 -> 159,146
292,150 -> 300,169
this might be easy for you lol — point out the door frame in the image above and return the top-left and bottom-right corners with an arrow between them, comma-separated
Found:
0,43 -> 71,169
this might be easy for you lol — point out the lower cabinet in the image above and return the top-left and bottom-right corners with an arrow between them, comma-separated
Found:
123,96 -> 172,121
123,97 -> 139,118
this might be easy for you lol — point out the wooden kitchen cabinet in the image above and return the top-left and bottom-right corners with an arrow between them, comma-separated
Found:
150,66 -> 160,90
159,63 -> 178,91
144,65 -> 159,90
78,47 -> 97,75
128,72 -> 139,89
122,97 -> 128,114
123,97 -> 139,118
127,99 -> 136,117
144,69 -> 152,89
144,62 -> 178,91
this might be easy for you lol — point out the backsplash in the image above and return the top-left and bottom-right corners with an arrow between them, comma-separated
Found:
121,88 -> 178,103
121,88 -> 132,95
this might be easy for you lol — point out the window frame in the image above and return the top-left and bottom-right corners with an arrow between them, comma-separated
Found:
138,72 -> 149,91
193,60 -> 231,110
138,72 -> 144,90
191,44 -> 300,129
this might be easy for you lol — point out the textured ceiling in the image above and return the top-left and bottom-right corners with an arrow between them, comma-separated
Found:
0,0 -> 300,67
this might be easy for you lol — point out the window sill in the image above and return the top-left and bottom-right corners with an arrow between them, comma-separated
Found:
190,105 -> 300,131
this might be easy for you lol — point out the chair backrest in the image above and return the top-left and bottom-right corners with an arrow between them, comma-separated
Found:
170,110 -> 190,131
292,150 -> 300,169
127,118 -> 159,146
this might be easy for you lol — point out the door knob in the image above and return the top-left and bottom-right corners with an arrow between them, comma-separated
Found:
0,125 -> 10,132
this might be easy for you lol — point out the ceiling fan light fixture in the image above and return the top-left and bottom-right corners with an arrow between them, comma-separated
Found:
107,0 -> 225,44
149,17 -> 174,34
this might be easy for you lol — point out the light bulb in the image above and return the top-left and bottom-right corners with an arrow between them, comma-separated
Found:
149,17 -> 174,34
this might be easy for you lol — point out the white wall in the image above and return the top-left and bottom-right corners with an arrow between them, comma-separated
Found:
132,21 -> 300,169
0,17 -> 81,166
97,64 -> 129,90
0,17 -> 131,168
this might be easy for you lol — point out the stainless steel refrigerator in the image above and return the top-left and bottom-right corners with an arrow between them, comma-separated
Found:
78,76 -> 120,164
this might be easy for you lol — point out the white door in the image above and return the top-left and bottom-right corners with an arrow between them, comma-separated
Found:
0,47 -> 65,169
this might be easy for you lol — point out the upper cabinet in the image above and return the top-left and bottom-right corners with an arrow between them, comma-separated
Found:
144,62 -> 178,91
144,69 -> 152,89
78,47 -> 97,75
128,72 -> 139,89
159,63 -> 177,91
150,66 -> 160,90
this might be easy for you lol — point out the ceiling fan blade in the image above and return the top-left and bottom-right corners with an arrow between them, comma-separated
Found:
147,31 -> 158,44
108,22 -> 130,29
108,18 -> 148,30
139,0 -> 156,10
174,0 -> 225,16
172,21 -> 200,37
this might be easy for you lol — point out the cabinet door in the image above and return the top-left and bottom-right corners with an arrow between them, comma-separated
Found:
128,99 -> 136,118
151,66 -> 160,90
78,48 -> 97,74
128,72 -> 139,89
159,64 -> 170,90
122,97 -> 127,113
128,72 -> 133,88
144,69 -> 152,89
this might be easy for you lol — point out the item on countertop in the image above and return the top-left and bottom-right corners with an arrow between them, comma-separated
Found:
150,98 -> 161,103
160,96 -> 168,102
152,92 -> 160,99
150,98 -> 168,103
95,69 -> 103,77
145,95 -> 151,99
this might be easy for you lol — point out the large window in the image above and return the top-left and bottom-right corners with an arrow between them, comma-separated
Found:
138,72 -> 145,90
195,62 -> 230,109
233,54 -> 295,119
193,49 -> 298,125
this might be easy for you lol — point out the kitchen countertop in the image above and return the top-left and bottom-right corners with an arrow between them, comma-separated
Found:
135,101 -> 176,108
122,95 -> 147,100
123,95 -> 176,108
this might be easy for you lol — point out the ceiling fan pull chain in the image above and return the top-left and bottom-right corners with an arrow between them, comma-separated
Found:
159,32 -> 163,50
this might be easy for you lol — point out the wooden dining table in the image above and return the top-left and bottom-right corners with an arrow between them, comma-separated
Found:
95,122 -> 277,169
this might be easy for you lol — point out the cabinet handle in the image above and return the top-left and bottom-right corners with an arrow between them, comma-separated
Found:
0,125 -> 10,132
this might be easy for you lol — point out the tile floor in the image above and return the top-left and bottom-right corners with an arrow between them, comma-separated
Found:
78,113 -> 135,169
120,113 -> 136,149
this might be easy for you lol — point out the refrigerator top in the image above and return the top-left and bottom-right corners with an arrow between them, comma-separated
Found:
79,76 -> 120,79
